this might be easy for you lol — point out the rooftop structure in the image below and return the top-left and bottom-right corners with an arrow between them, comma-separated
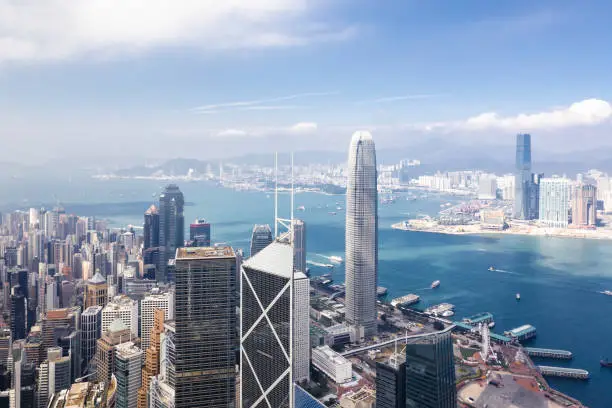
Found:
312,345 -> 353,384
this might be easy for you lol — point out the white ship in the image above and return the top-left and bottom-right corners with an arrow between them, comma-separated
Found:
516,293 -> 521,301
600,290 -> 612,296
441,310 -> 454,317
431,280 -> 440,289
329,256 -> 343,263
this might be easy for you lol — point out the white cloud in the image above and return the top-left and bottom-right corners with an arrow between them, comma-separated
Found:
290,122 -> 318,133
191,92 -> 336,113
0,1 -> 354,63
215,129 -> 248,138
434,98 -> 612,132
356,94 -> 445,104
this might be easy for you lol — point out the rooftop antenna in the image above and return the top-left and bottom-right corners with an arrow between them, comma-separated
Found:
291,152 -> 294,240
274,152 -> 278,238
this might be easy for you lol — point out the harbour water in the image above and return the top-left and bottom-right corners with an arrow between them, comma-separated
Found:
2,177 -> 612,406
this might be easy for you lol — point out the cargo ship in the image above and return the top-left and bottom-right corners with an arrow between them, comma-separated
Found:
600,358 -> 612,367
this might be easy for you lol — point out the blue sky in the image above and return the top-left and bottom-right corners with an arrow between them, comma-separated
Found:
1,0 -> 611,162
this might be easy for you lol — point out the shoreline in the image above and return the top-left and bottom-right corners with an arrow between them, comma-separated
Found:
391,221 -> 612,241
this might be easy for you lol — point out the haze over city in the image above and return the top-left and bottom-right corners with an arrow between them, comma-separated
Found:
2,0 -> 612,163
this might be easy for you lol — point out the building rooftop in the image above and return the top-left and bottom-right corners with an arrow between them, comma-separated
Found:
351,130 -> 373,143
88,271 -> 106,285
64,382 -> 89,408
108,319 -> 128,333
176,246 -> 234,259
82,305 -> 103,316
243,240 -> 298,279
115,341 -> 142,358
314,345 -> 351,365
145,204 -> 158,215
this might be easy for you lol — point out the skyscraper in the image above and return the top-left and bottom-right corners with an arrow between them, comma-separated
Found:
514,133 -> 532,220
140,289 -> 173,351
174,247 -> 236,407
159,184 -> 184,282
240,240 -> 309,407
84,271 -> 108,309
189,218 -> 211,247
36,346 -> 71,408
376,359 -> 406,408
345,130 -> 378,342
572,183 -> 597,228
249,224 -> 273,257
292,219 -> 306,274
404,329 -> 456,408
95,318 -> 133,386
102,295 -> 139,338
80,305 -> 103,372
138,309 -> 165,408
115,342 -> 143,408
539,178 -> 571,228
144,204 -> 160,250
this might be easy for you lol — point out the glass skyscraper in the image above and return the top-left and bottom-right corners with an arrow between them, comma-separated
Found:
514,133 -> 532,220
249,224 -> 273,257
376,360 -> 406,408
405,329 -> 456,408
174,247 -> 236,408
159,184 -> 184,282
345,131 -> 378,341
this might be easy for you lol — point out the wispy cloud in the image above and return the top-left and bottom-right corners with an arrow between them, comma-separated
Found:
356,94 -> 445,104
191,91 -> 336,113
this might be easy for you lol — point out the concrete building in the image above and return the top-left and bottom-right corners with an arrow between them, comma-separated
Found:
102,295 -> 138,338
538,178 -> 571,228
189,219 -> 211,247
137,309 -> 165,408
37,347 -> 71,408
572,184 -> 597,228
84,271 -> 108,309
140,289 -> 174,351
174,247 -> 236,407
478,174 -> 497,200
345,131 -> 378,342
311,345 -> 352,384
80,305 -> 102,372
95,319 -> 133,386
115,342 -> 143,408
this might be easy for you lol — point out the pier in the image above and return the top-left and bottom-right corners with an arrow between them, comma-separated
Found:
537,366 -> 589,380
462,312 -> 493,325
525,347 -> 572,359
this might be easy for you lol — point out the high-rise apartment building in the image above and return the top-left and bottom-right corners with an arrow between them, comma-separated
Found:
345,131 -> 378,342
140,289 -> 174,351
249,224 -> 273,257
174,247 -> 236,407
115,342 -> 143,408
80,305 -> 103,372
85,271 -> 108,309
538,178 -> 571,228
241,240 -> 309,407
102,295 -> 139,338
572,184 -> 597,228
405,329 -> 456,408
189,219 -> 211,247
159,184 -> 184,283
514,133 -> 532,220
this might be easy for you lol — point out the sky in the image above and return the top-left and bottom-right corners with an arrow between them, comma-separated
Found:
1,0 -> 612,164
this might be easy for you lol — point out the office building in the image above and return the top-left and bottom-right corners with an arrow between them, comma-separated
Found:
95,319 -> 133,385
345,131 -> 378,342
175,247 -> 236,407
376,359 -> 406,408
115,342 -> 143,408
294,384 -> 326,408
148,320 -> 175,408
10,346 -> 37,408
249,224 -> 273,257
477,175 -> 497,200
528,173 -> 543,220
241,240 -> 309,407
138,309 -> 165,408
37,347 -> 71,408
144,204 -> 160,250
102,295 -> 139,337
292,219 -> 306,274
312,345 -> 352,384
159,184 -> 184,282
514,133 -> 532,220
140,289 -> 174,351
538,178 -> 571,228
189,219 -> 211,247
10,288 -> 26,341
85,271 -> 108,309
80,305 -> 103,372
405,329 -> 456,408
572,184 -> 597,228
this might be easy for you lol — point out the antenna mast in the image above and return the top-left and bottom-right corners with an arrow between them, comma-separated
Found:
274,152 -> 278,238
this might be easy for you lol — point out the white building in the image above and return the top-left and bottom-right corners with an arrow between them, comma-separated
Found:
140,289 -> 174,351
102,295 -> 138,337
478,174 -> 497,200
497,174 -> 515,201
312,345 -> 352,384
293,273 -> 310,382
539,178 -> 571,228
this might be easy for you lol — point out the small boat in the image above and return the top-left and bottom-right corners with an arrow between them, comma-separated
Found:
329,256 -> 343,263
601,358 -> 612,367
297,205 -> 306,211
336,206 -> 343,210
431,280 -> 440,289
328,212 -> 337,216
601,290 -> 612,296
488,266 -> 495,272
488,321 -> 495,329
441,310 -> 454,317
516,293 -> 521,301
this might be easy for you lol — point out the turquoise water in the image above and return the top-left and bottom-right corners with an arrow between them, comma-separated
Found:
2,178 -> 611,406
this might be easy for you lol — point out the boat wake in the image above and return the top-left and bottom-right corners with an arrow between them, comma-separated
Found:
493,269 -> 518,275
307,260 -> 334,268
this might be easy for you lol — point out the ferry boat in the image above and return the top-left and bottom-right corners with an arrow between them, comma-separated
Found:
600,358 -> 612,367
488,321 -> 495,328
600,290 -> 612,296
488,266 -> 496,272
297,205 -> 306,211
516,293 -> 521,301
329,256 -> 343,263
431,280 -> 441,289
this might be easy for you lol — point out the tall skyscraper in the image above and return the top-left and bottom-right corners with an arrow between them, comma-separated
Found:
85,271 -> 108,309
95,318 -> 133,386
144,204 -> 160,250
102,295 -> 139,338
240,240 -> 310,407
404,329 -> 456,408
36,346 -> 71,408
539,178 -> 571,228
514,133 -> 532,220
376,359 -> 406,408
292,219 -> 306,274
115,342 -> 143,408
10,288 -> 26,341
80,305 -> 103,372
249,224 -> 273,257
140,289 -> 173,351
189,218 -> 211,247
159,184 -> 185,283
345,130 -> 378,342
572,183 -> 597,228
174,247 -> 236,407
138,309 -> 165,408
